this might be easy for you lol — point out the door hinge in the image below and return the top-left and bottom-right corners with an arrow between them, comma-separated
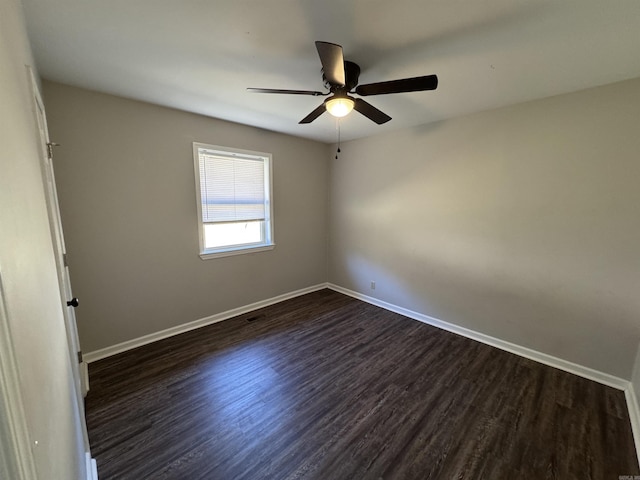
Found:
63,253 -> 68,267
77,351 -> 83,364
46,142 -> 60,159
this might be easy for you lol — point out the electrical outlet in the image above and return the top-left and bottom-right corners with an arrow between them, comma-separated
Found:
370,281 -> 376,290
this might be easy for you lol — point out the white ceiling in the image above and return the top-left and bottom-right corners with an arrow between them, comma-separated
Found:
22,0 -> 640,144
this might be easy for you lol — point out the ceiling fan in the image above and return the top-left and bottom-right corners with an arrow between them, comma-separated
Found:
248,41 -> 438,125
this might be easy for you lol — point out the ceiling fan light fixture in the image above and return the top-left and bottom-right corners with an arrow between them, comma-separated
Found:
251,42 -> 436,125
325,96 -> 355,117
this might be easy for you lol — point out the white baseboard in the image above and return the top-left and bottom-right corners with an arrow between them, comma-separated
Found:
87,280 -> 629,389
625,385 -> 640,466
84,284 -> 328,363
86,452 -> 98,480
327,283 -> 628,391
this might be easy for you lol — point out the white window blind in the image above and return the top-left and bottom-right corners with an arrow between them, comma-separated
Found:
193,143 -> 274,259
198,151 -> 267,224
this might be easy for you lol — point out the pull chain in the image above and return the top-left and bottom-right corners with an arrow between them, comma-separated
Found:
335,118 -> 342,159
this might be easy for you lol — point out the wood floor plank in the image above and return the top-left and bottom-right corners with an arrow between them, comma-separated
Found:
85,289 -> 639,479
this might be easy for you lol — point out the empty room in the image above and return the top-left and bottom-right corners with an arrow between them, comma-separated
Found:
2,0 -> 640,479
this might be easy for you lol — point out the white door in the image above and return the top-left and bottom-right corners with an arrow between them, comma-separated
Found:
29,72 -> 92,457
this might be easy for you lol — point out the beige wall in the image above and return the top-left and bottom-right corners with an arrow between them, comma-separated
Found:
42,81 -> 329,353
42,73 -> 640,380
0,0 -> 87,478
328,77 -> 640,379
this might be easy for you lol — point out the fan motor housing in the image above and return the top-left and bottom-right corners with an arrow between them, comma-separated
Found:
323,61 -> 361,91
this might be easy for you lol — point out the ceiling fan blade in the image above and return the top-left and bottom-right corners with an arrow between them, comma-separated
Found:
355,74 -> 438,96
247,88 -> 325,96
353,98 -> 392,124
299,104 -> 326,124
315,41 -> 346,87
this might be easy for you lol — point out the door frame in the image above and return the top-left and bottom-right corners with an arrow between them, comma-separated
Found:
0,273 -> 38,480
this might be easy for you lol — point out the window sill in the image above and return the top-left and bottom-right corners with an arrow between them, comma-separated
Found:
199,243 -> 275,260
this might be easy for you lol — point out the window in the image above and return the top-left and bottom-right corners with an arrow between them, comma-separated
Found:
193,143 -> 274,259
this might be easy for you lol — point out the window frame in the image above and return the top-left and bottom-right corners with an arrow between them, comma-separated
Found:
193,142 -> 275,259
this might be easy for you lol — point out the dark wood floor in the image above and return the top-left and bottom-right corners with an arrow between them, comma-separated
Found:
86,289 -> 639,479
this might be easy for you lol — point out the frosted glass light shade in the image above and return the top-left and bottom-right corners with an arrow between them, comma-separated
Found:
325,97 -> 355,117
